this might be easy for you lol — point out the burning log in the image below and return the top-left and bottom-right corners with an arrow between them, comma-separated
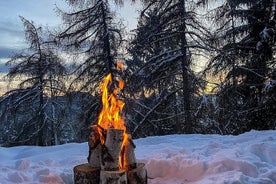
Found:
74,130 -> 147,184
99,128 -> 128,184
101,129 -> 123,171
121,134 -> 137,170
75,125 -> 148,184
73,63 -> 147,183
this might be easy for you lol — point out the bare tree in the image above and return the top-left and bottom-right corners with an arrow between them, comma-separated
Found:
2,17 -> 66,146
57,0 -> 125,92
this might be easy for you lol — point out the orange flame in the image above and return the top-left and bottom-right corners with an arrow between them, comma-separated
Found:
97,61 -> 128,170
97,73 -> 125,131
116,60 -> 124,71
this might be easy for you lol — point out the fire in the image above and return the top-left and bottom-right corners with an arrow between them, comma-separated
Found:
97,73 -> 125,131
86,61 -> 144,182
97,61 -> 128,170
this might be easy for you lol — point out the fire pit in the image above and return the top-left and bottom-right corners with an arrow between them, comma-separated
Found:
73,62 -> 147,184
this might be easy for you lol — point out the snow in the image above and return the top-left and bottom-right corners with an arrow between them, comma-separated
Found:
0,130 -> 275,184
260,27 -> 273,41
264,80 -> 276,92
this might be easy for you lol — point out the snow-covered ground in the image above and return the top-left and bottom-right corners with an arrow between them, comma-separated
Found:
0,130 -> 275,184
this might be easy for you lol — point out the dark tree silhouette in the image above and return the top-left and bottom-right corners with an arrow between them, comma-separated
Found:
2,17 -> 66,146
126,0 -> 211,136
204,0 -> 276,133
58,0 -> 124,92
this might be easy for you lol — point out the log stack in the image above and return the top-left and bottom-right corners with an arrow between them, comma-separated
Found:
73,125 -> 147,184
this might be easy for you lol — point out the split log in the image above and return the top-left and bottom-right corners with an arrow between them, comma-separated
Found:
100,170 -> 127,184
127,163 -> 147,184
88,144 -> 101,168
101,129 -> 123,171
121,134 -> 137,170
88,125 -> 101,148
88,125 -> 102,168
74,163 -> 100,184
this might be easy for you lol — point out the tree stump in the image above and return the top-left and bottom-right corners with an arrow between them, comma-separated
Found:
100,170 -> 127,184
127,163 -> 147,184
74,164 -> 100,184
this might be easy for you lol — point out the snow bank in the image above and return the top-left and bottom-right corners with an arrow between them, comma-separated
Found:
136,130 -> 276,184
0,130 -> 275,184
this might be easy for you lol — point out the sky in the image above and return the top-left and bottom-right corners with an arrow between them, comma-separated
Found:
0,0 -> 141,94
0,0 -> 141,73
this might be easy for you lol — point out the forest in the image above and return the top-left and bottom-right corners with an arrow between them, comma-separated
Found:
0,0 -> 275,147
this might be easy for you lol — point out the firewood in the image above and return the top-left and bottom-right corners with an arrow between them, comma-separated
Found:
121,134 -> 137,170
88,125 -> 102,168
88,143 -> 101,168
101,129 -> 123,171
74,163 -> 100,184
127,163 -> 147,184
100,170 -> 127,184
88,125 -> 101,149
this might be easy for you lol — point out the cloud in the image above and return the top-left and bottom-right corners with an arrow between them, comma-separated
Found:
0,58 -> 9,73
0,0 -> 66,31
0,0 -> 65,52
0,47 -> 22,59
0,19 -> 26,50
0,21 -> 23,36
0,20 -> 25,66
0,65 -> 8,73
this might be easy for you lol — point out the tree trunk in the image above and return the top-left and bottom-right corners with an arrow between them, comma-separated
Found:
37,78 -> 45,146
179,0 -> 192,134
100,1 -> 113,75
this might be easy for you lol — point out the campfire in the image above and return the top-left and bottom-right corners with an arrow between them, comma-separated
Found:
73,62 -> 147,184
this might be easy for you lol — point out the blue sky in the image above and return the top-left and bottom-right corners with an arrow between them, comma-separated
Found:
0,0 -> 141,72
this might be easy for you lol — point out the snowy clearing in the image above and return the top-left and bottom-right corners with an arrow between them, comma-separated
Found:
0,130 -> 275,184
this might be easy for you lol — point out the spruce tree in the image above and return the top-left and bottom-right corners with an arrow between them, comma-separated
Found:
204,0 -> 276,133
127,0 -> 211,136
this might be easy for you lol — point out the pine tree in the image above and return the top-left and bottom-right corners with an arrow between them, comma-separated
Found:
127,0 -> 211,136
204,0 -> 276,133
